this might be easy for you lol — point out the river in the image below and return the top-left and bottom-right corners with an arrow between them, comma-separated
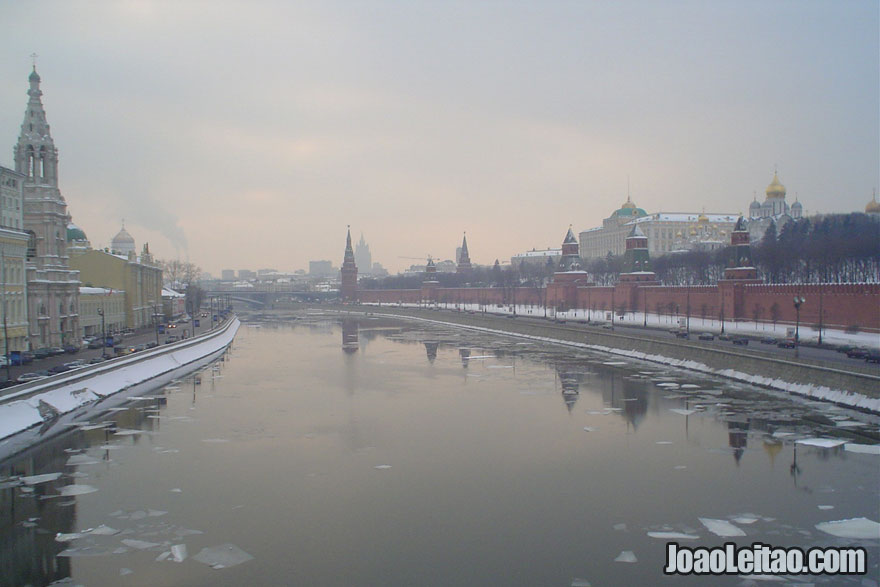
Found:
1,311 -> 878,585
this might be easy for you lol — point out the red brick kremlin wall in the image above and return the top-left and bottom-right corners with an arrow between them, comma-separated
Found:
356,282 -> 879,332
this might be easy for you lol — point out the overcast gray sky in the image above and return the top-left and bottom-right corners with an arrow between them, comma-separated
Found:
1,0 -> 877,275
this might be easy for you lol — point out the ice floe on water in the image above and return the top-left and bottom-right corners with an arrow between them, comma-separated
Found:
614,550 -> 638,563
647,531 -> 699,540
814,517 -> 880,539
699,517 -> 746,537
20,472 -> 62,485
582,426 -> 596,432
374,464 -> 392,470
731,515 -> 760,525
170,543 -> 188,562
57,484 -> 98,496
570,579 -> 591,587
818,505 -> 834,510
844,443 -> 880,455
65,454 -> 100,466
192,543 -> 254,569
795,438 -> 847,448
121,538 -> 160,550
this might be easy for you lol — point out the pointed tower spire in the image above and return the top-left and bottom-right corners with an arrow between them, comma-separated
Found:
457,232 -> 472,273
340,225 -> 358,301
15,65 -> 59,186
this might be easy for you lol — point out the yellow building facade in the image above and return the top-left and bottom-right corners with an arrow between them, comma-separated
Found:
79,287 -> 126,337
0,227 -> 29,353
70,250 -> 162,330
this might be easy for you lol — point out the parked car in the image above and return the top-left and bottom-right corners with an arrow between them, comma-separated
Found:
20,351 -> 34,364
17,371 -> 49,383
146,341 -> 158,349
732,337 -> 749,346
88,356 -> 108,364
164,335 -> 179,344
698,332 -> 714,341
675,331 -> 690,339
63,344 -> 80,354
846,348 -> 869,359
34,348 -> 51,360
48,347 -> 66,356
48,364 -> 72,374
836,345 -> 856,354
760,337 -> 778,345
88,338 -> 104,349
777,339 -> 796,348
133,344 -> 147,352
865,351 -> 880,364
717,333 -> 731,341
64,360 -> 87,369
0,356 -> 8,367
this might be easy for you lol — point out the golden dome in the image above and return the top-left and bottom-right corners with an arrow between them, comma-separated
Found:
688,227 -> 697,236
698,212 -> 709,223
765,173 -> 786,199
621,195 -> 636,209
866,192 -> 880,214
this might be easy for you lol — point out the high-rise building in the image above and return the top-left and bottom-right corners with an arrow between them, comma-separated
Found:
354,233 -> 372,276
15,67 -> 80,347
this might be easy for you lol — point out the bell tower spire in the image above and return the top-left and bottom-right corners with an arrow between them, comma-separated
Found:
14,64 -> 59,187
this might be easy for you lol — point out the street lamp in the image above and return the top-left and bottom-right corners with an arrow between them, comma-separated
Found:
793,296 -> 806,355
97,306 -> 106,358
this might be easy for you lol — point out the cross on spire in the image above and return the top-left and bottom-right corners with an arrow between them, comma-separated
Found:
30,52 -> 38,68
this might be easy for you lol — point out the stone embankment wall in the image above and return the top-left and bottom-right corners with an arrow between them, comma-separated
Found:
334,306 -> 879,408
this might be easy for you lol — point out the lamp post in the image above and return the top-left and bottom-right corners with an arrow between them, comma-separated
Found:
793,296 -> 805,356
686,285 -> 691,334
97,306 -> 106,358
643,288 -> 648,328
152,304 -> 159,346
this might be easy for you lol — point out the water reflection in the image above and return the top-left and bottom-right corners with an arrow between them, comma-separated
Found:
341,318 -> 358,354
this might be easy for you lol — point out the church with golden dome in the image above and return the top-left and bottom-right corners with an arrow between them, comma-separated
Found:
745,171 -> 803,242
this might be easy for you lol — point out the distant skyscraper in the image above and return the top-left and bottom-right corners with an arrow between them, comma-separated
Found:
15,67 -> 80,347
354,233 -> 372,275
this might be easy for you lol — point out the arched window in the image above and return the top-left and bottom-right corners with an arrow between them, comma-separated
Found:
25,230 -> 37,259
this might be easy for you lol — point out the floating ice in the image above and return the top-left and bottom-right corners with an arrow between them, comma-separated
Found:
174,528 -> 204,537
201,438 -> 229,443
89,524 -> 119,536
171,544 -> 188,562
669,408 -> 696,416
114,428 -> 149,436
21,472 -> 62,485
121,538 -> 160,550
77,423 -> 110,431
771,431 -> 795,438
119,568 -> 133,576
56,546 -> 111,557
155,551 -> 171,562
699,517 -> 746,537
647,532 -> 699,540
655,441 -> 673,445
374,465 -> 392,470
614,551 -> 638,563
844,443 -> 880,455
815,517 -> 880,539
796,438 -> 846,448
656,383 -> 680,388
570,579 -> 591,587
680,384 -> 700,389
147,509 -> 167,517
65,455 -> 100,466
602,361 -> 627,366
613,523 -> 627,531
818,505 -> 835,510
674,465 -> 687,470
192,543 -> 254,569
170,488 -> 183,493
57,484 -> 98,496
582,427 -> 596,432
833,420 -> 866,428
56,532 -> 85,542
732,516 -> 759,525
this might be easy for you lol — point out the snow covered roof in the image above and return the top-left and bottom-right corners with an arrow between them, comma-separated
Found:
629,213 -> 739,225
162,288 -> 185,298
79,286 -> 122,295
512,249 -> 561,258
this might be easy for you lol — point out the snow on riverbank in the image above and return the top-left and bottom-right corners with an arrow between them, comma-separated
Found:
0,318 -> 239,441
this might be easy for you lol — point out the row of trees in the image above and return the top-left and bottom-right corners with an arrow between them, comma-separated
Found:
158,258 -> 205,311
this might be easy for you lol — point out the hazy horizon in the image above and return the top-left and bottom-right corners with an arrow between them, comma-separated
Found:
1,1 -> 877,275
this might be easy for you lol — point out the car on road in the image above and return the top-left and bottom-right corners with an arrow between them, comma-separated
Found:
17,371 -> 49,383
675,331 -> 690,339
34,348 -> 51,360
846,347 -> 869,359
732,337 -> 749,345
760,336 -> 778,345
698,332 -> 714,341
87,338 -> 104,349
63,344 -> 80,354
717,333 -> 731,341
64,360 -> 87,369
602,323 -> 614,330
165,335 -> 180,344
20,351 -> 34,364
88,356 -> 108,364
48,347 -> 66,356
48,364 -> 72,374
865,351 -> 880,364
777,339 -> 796,348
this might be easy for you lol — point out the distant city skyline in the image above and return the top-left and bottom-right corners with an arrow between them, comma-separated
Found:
1,1 -> 876,274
